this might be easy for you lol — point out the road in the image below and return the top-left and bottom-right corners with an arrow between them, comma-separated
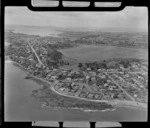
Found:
113,74 -> 141,90
29,75 -> 109,103
27,40 -> 43,65
104,72 -> 135,101
26,41 -> 94,94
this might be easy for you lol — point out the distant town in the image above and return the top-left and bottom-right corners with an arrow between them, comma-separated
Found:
5,31 -> 148,109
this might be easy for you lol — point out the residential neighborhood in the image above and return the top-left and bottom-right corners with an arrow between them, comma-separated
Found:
5,33 -> 148,104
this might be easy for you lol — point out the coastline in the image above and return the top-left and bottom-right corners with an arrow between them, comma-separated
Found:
5,60 -> 148,112
108,100 -> 147,111
41,102 -> 116,112
25,71 -> 148,111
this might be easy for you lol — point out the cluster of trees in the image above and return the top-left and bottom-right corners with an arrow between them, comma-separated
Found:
47,48 -> 62,61
78,59 -> 135,71
119,60 -> 131,68
46,47 -> 69,68
78,60 -> 107,71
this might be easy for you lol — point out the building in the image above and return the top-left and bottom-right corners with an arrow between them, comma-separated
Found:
87,68 -> 91,71
107,80 -> 111,83
98,69 -> 101,72
104,83 -> 108,87
59,88 -> 65,91
66,77 -> 71,81
94,94 -> 99,99
108,86 -> 113,90
64,88 -> 69,93
91,77 -> 96,82
88,93 -> 94,98
134,94 -> 137,97
103,94 -> 110,99
51,75 -> 58,79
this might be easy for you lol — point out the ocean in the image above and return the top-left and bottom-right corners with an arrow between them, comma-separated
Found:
5,25 -> 61,37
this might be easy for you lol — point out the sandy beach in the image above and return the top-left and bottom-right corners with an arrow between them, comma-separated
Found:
108,100 -> 147,111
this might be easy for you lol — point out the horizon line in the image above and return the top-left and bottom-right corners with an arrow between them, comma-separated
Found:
5,24 -> 148,33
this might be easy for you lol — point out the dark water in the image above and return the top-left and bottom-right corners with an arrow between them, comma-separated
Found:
5,62 -> 147,121
59,45 -> 148,62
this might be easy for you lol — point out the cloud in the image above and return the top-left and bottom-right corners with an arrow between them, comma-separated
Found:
5,6 -> 148,31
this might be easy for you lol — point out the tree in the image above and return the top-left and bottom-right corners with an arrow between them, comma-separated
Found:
47,48 -> 62,62
119,60 -> 130,68
78,63 -> 83,68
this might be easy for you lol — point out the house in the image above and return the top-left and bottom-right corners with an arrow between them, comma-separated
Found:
125,74 -> 129,77
86,75 -> 90,80
59,88 -> 65,91
134,94 -> 137,97
87,68 -> 91,71
103,94 -> 110,99
88,93 -> 94,98
73,85 -> 79,90
93,86 -> 98,91
74,92 -> 79,97
66,77 -> 71,81
89,71 -> 96,76
101,75 -> 106,79
74,90 -> 81,97
104,83 -> 108,87
54,80 -> 59,84
140,85 -> 144,88
91,77 -> 96,81
71,83 -> 75,87
98,69 -> 101,71
79,92 -> 87,98
64,88 -> 69,93
110,69 -> 115,71
68,73 -> 72,76
107,80 -> 111,83
94,94 -> 99,99
62,70 -> 67,73
109,86 -> 113,90
51,76 -> 58,79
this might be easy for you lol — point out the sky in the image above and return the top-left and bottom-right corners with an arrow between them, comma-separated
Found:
5,6 -> 148,32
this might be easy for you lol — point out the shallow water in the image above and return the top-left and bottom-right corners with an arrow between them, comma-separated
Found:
5,62 -> 147,121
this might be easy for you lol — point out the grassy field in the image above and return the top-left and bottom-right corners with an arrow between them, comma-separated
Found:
28,76 -> 114,111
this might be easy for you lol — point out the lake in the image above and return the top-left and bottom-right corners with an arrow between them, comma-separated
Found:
59,45 -> 148,62
5,62 -> 147,121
